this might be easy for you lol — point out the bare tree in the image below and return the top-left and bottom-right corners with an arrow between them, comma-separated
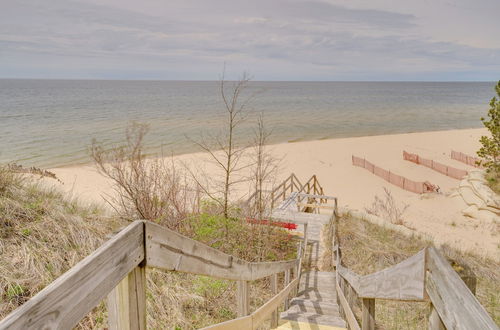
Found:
90,122 -> 198,230
249,113 -> 280,220
190,71 -> 256,219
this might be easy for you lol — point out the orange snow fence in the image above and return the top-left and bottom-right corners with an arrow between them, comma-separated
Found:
450,150 -> 482,168
403,151 -> 468,180
352,155 -> 438,194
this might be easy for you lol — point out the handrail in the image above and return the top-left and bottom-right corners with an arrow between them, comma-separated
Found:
204,222 -> 309,329
425,247 -> 498,330
0,220 -> 309,330
145,221 -> 299,281
247,173 -> 328,214
333,227 -> 498,329
202,277 -> 300,330
0,221 -> 145,330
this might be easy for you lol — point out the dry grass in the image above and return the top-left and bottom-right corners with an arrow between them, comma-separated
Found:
365,188 -> 409,226
146,270 -> 279,329
338,214 -> 500,329
0,168 -> 122,328
0,166 -> 297,328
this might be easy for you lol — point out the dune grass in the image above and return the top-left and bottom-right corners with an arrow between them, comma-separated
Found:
0,168 -> 297,329
0,167 -> 121,328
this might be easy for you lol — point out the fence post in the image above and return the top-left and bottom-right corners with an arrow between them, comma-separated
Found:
270,273 -> 279,328
362,298 -> 375,330
107,265 -> 146,330
284,269 -> 291,310
428,303 -> 445,330
237,280 -> 250,317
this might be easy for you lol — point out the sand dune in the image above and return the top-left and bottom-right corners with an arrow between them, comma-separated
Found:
49,128 -> 499,260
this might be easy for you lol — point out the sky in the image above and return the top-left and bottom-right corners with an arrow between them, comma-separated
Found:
1,0 -> 499,81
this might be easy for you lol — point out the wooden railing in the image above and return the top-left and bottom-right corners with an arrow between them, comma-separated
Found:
247,173 -> 326,214
0,220 -> 309,330
331,215 -> 498,330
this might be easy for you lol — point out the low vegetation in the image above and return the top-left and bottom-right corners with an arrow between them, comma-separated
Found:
0,166 -> 119,328
365,187 -> 409,226
338,213 -> 500,328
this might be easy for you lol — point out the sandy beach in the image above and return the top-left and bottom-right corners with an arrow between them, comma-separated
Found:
49,128 -> 499,260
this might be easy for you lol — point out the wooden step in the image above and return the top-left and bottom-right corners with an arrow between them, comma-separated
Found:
289,298 -> 341,315
275,319 -> 346,330
296,289 -> 337,301
280,309 -> 347,328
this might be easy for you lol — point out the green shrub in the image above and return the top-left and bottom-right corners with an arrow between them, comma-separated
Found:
478,81 -> 500,191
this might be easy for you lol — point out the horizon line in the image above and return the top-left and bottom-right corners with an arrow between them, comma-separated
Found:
0,77 -> 496,83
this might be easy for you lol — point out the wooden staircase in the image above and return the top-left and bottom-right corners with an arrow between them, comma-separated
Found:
278,271 -> 346,329
260,176 -> 345,329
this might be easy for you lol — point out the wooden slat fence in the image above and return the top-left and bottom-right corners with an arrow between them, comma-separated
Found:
403,151 -> 468,180
352,155 -> 438,194
451,150 -> 483,168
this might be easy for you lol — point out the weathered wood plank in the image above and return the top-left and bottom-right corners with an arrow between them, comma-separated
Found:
201,316 -> 252,329
362,298 -> 375,330
271,210 -> 331,224
425,247 -> 498,330
0,221 -> 145,330
107,265 -> 146,330
284,269 -> 291,310
428,303 -> 445,330
270,273 -> 279,328
358,248 -> 426,301
203,277 -> 299,330
336,276 -> 361,330
251,260 -> 299,281
296,193 -> 338,200
296,203 -> 337,210
337,264 -> 361,293
237,280 -> 250,317
145,222 -> 298,281
252,277 -> 299,329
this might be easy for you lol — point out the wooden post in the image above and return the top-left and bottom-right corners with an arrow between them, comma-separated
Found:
237,280 -> 250,317
270,273 -> 279,328
107,265 -> 146,330
284,269 -> 291,310
337,277 -> 345,319
428,303 -> 445,330
362,298 -> 375,330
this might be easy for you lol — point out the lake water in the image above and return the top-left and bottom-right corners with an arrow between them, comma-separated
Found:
0,80 -> 495,167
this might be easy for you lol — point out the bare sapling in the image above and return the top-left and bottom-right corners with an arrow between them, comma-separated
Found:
247,113 -> 281,261
249,113 -> 280,220
366,187 -> 409,225
189,71 -> 257,220
91,122 -> 197,229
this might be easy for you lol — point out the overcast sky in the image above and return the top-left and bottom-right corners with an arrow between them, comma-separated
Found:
1,0 -> 499,81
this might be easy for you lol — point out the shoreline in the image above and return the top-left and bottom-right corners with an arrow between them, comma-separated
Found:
52,126 -> 485,170
47,127 -> 499,260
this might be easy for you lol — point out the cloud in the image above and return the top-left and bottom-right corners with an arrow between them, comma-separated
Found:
0,0 -> 499,80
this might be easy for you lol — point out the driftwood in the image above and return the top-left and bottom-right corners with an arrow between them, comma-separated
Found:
7,163 -> 62,183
